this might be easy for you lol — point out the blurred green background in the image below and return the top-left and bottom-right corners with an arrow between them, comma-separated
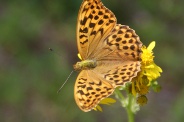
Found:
1,0 -> 184,122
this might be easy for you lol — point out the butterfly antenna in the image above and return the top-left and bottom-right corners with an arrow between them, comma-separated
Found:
49,48 -> 73,93
49,48 -> 63,57
57,70 -> 74,93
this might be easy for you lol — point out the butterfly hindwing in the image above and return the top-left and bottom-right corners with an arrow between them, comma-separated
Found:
74,70 -> 114,112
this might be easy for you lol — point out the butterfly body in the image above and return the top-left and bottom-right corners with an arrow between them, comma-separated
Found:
74,60 -> 97,71
74,0 -> 142,112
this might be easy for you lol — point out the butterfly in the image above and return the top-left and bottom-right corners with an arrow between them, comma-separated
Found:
73,0 -> 142,112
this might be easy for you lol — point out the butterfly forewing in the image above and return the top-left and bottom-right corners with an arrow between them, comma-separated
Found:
77,0 -> 117,59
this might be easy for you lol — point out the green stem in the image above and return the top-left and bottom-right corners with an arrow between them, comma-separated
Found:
126,94 -> 134,122
115,89 -> 134,122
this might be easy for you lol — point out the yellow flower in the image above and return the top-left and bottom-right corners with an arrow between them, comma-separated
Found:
132,41 -> 162,98
93,98 -> 116,112
140,41 -> 162,82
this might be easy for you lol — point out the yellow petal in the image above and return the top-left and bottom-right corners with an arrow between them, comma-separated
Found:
94,105 -> 103,112
147,41 -> 155,51
77,53 -> 82,60
93,98 -> 116,112
154,64 -> 163,72
131,81 -> 137,96
99,98 -> 116,105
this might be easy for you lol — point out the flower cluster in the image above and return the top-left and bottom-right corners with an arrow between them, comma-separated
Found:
131,41 -> 162,105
